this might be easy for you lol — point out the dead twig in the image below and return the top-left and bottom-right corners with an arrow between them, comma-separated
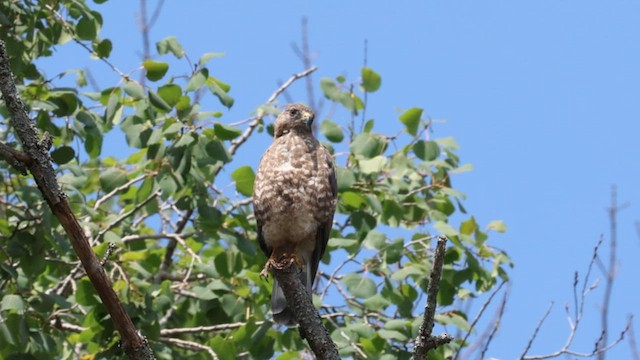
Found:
413,235 -> 454,359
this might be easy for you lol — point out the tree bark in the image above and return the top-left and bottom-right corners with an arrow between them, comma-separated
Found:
413,235 -> 454,359
272,266 -> 340,360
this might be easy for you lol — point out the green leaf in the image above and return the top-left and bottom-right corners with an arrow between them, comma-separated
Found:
363,294 -> 391,311
1,295 -> 25,312
413,140 -> 440,161
198,52 -> 224,67
350,133 -> 386,158
231,166 -> 255,196
186,68 -> 208,92
342,274 -> 377,298
487,220 -> 507,233
342,191 -> 366,208
76,16 -> 98,40
93,38 -> 112,58
359,156 -> 386,174
434,221 -> 458,238
379,329 -> 408,342
207,77 -> 234,108
143,60 -> 169,82
435,311 -> 471,331
148,90 -> 172,112
336,167 -> 355,192
363,230 -> 386,250
399,107 -> 422,136
76,279 -> 98,306
51,146 -> 75,165
460,217 -> 478,236
50,92 -> 79,116
320,119 -> 344,143
156,36 -> 185,58
320,78 -> 342,101
124,80 -> 145,99
214,123 -> 242,140
361,67 -> 381,92
100,168 -> 128,192
157,84 -> 182,107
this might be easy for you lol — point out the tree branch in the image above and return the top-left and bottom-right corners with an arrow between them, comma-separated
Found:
413,235 -> 454,359
272,265 -> 340,360
0,141 -> 30,175
226,66 -> 317,158
0,40 -> 153,359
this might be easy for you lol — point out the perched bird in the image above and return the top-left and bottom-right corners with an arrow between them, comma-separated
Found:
253,103 -> 337,326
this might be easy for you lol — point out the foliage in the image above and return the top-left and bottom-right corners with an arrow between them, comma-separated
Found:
0,1 -> 511,358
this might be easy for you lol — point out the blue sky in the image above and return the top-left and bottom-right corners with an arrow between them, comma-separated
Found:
39,1 -> 640,358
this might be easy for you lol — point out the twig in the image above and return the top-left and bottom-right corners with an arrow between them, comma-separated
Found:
157,208 -> 193,279
291,17 -> 317,113
226,66 -> 318,158
598,185 -> 626,358
520,302 -> 554,359
159,337 -> 219,360
94,190 -> 162,243
481,291 -> 508,359
0,39 -> 153,359
161,322 -> 258,336
454,280 -> 507,360
413,235 -> 454,359
94,174 -> 148,209
44,5 -> 128,79
0,141 -> 30,175
522,317 -> 632,359
628,317 -> 640,360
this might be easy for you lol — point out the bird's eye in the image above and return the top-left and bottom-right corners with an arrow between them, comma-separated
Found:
289,108 -> 299,116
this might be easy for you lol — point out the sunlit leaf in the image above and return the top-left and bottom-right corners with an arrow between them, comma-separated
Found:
231,166 -> 255,196
399,107 -> 422,136
143,60 -> 169,82
361,67 -> 381,92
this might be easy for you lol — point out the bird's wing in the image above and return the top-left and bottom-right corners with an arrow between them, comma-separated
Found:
253,147 -> 274,258
309,146 -> 337,288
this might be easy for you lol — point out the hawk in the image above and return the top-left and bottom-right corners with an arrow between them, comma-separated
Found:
253,103 -> 337,326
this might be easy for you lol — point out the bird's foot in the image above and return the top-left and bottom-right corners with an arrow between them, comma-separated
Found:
273,253 -> 303,271
260,260 -> 273,278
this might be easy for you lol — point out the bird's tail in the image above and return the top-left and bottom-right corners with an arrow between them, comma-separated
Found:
271,263 -> 313,326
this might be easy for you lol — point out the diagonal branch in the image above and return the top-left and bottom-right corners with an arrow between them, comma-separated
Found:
413,235 -> 454,359
272,265 -> 340,360
0,40 -> 153,360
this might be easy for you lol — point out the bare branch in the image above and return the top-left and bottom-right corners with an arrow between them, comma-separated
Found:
0,141 -> 30,174
481,292 -> 508,359
413,235 -> 454,359
94,174 -> 148,209
628,317 -> 640,360
455,280 -> 507,360
159,337 -> 219,360
94,190 -> 162,244
520,302 -> 554,359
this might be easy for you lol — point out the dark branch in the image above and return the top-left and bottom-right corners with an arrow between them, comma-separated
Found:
413,235 -> 454,359
0,141 -> 30,175
0,40 -> 153,360
272,266 -> 340,360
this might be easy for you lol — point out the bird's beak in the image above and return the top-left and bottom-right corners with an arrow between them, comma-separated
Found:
302,110 -> 314,127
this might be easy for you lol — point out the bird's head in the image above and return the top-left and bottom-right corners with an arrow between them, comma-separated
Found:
274,104 -> 315,138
